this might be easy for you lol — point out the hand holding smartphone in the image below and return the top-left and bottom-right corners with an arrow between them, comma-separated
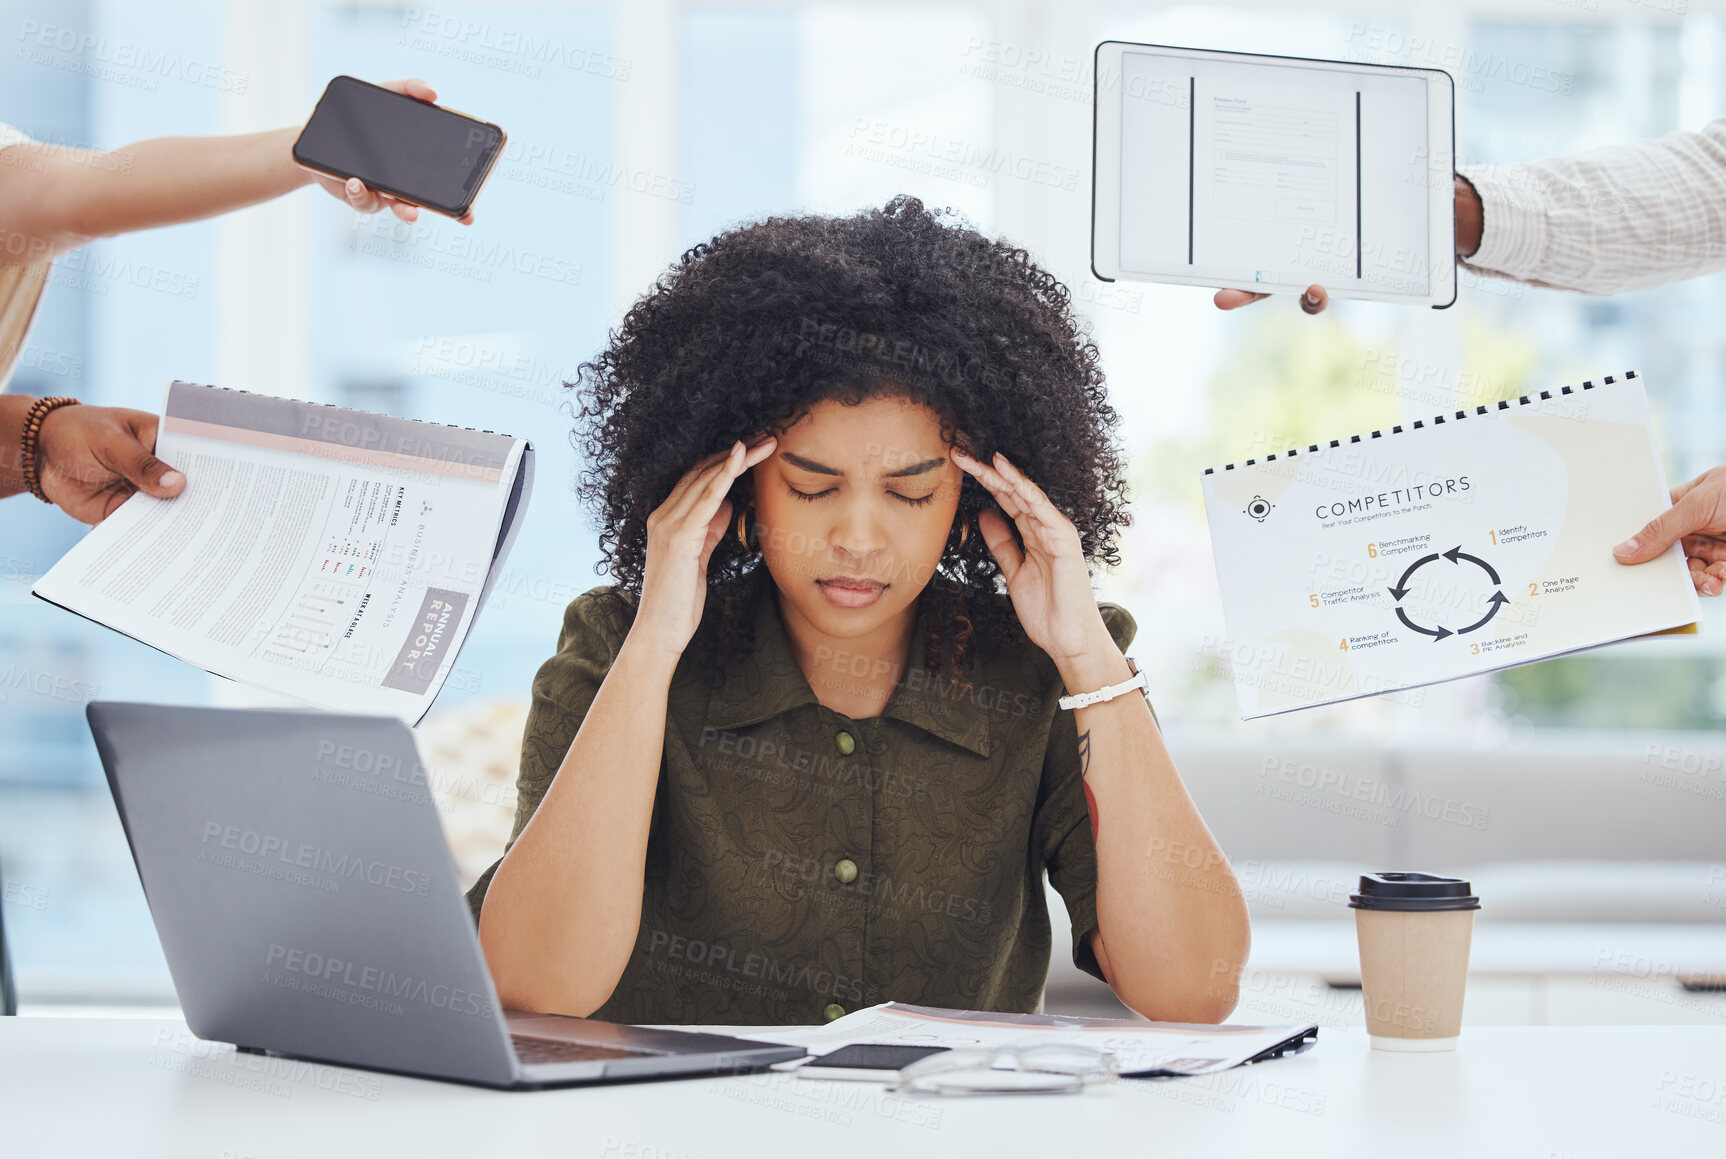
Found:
293,76 -> 506,224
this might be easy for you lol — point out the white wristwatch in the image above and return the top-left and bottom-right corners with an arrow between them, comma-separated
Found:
1057,656 -> 1151,711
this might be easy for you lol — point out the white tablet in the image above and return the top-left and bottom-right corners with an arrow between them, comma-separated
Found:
1092,41 -> 1456,308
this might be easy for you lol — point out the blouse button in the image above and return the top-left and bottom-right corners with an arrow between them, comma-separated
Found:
835,730 -> 855,756
823,1003 -> 847,1022
834,858 -> 858,884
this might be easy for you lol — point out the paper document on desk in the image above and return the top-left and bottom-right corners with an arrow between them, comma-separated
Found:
766,1002 -> 1315,1078
1201,371 -> 1699,718
33,380 -> 533,724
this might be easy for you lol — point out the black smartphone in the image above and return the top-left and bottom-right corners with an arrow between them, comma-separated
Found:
292,76 -> 505,220
799,1043 -> 950,1079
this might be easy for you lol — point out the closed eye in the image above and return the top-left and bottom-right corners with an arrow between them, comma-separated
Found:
786,486 -> 936,507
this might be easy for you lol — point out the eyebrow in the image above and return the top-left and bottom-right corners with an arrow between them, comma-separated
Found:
780,451 -> 947,479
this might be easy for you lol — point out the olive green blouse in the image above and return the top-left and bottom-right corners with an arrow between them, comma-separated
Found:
465,575 -> 1140,1026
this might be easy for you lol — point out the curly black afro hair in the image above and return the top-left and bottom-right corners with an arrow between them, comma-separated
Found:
570,194 -> 1131,692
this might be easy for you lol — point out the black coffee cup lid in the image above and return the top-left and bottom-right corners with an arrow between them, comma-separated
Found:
1349,871 -> 1480,912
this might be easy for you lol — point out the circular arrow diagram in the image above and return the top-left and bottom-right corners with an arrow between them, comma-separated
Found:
1387,545 -> 1507,642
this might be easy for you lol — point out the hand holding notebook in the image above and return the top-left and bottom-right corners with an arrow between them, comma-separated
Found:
1201,372 -> 1699,718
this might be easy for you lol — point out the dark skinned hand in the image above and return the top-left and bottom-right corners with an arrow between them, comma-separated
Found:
36,403 -> 185,524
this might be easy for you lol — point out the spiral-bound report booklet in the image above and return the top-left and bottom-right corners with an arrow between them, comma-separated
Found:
33,381 -> 533,725
1201,372 -> 1699,718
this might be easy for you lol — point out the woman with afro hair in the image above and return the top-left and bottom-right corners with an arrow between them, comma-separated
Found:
468,195 -> 1248,1026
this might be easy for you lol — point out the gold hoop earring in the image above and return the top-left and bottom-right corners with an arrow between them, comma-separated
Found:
736,505 -> 759,551
955,516 -> 970,549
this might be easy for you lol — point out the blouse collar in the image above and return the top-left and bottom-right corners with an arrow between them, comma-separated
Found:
705,573 -> 995,758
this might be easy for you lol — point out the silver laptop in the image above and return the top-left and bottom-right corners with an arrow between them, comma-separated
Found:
87,701 -> 805,1089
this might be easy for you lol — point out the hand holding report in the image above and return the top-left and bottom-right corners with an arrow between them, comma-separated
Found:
1201,372 -> 1699,718
33,381 -> 533,724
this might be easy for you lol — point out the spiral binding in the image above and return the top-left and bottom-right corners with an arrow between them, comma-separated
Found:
1202,371 -> 1636,476
171,379 -> 520,441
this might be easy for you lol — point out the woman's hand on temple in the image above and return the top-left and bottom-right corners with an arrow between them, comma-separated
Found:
634,435 -> 777,658
950,446 -> 1113,663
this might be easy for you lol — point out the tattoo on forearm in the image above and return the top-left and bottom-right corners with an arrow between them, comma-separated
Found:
1078,727 -> 1099,840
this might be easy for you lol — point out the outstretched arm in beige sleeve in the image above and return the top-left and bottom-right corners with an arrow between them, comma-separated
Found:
1460,117 -> 1726,294
0,78 -> 461,268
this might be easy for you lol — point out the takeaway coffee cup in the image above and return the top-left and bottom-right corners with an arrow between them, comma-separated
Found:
1349,872 -> 1480,1052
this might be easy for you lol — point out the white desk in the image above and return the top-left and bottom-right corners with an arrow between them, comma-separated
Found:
5,1015 -> 1725,1157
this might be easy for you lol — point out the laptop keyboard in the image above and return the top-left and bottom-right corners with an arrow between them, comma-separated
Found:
510,1034 -> 662,1065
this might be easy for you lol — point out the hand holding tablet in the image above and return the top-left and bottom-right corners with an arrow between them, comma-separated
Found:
1092,41 -> 1457,309
1213,282 -> 1331,314
1214,176 -> 1486,313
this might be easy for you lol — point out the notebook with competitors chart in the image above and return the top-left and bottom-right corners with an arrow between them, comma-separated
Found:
1200,372 -> 1699,719
33,380 -> 533,725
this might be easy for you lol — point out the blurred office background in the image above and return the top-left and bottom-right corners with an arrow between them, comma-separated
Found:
3,0 -> 1724,1026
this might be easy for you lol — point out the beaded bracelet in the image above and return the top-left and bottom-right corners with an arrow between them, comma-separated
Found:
19,395 -> 79,502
